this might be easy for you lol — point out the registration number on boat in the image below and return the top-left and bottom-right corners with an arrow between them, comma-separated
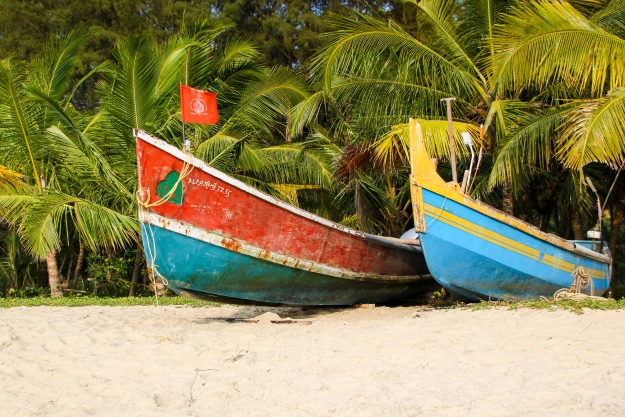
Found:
188,177 -> 232,197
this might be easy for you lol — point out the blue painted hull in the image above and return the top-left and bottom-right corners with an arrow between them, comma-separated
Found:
142,223 -> 429,305
419,189 -> 611,301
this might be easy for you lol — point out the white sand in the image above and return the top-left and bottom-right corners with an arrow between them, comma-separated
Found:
1,304 -> 624,417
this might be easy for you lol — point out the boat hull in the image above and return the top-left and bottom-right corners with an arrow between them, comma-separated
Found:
419,188 -> 610,301
142,222 -> 429,305
136,130 -> 432,306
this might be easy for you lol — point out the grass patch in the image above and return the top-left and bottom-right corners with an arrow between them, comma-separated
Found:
0,296 -> 220,308
468,297 -> 625,314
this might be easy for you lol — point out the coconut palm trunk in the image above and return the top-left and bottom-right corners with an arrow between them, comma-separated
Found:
609,199 -> 625,262
46,251 -> 63,297
570,205 -> 584,240
71,243 -> 85,289
129,243 -> 143,296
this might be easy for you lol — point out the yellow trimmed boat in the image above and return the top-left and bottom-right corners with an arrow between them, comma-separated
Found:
408,119 -> 611,301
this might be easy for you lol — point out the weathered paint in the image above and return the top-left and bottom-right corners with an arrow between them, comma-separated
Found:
408,119 -> 611,301
140,210 -> 427,283
142,223 -> 428,305
135,130 -> 431,305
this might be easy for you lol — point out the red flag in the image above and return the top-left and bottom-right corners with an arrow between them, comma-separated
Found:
180,84 -> 219,124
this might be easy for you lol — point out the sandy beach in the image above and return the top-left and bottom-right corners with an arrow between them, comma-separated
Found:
1,304 -> 624,417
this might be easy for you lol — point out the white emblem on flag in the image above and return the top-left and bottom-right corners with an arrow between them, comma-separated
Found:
190,98 -> 207,115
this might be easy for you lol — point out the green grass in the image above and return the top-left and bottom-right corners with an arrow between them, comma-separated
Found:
468,297 -> 625,314
2,294 -> 624,313
0,296 -> 220,308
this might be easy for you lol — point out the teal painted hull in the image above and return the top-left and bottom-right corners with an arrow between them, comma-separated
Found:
142,223 -> 428,305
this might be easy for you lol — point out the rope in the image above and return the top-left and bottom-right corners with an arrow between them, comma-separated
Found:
553,265 -> 608,302
138,158 -> 194,208
426,187 -> 450,228
136,148 -> 194,309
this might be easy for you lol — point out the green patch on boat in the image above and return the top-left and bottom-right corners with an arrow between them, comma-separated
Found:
156,170 -> 183,204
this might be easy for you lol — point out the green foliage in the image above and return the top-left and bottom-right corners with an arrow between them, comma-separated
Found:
612,281 -> 625,300
0,227 -> 38,295
212,0 -> 404,69
0,296 -> 219,308
83,253 -> 133,297
0,0 -> 217,108
6,286 -> 49,298
470,297 -> 625,313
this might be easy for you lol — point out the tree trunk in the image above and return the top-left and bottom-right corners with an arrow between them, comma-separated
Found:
502,182 -> 514,215
105,250 -> 113,281
66,259 -> 74,283
46,251 -> 63,297
129,244 -> 144,297
539,203 -> 555,232
71,243 -> 85,289
609,202 -> 624,291
570,204 -> 584,240
609,199 -> 625,261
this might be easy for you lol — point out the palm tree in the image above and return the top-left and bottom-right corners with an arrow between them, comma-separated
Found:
292,1 -> 499,232
301,0 -> 625,238
486,0 -> 625,286
0,31 -> 138,296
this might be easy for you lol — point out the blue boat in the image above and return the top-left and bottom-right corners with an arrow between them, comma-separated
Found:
408,119 -> 611,301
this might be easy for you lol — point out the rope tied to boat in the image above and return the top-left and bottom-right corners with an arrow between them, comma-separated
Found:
137,147 -> 194,305
425,187 -> 450,228
137,158 -> 194,208
553,265 -> 608,301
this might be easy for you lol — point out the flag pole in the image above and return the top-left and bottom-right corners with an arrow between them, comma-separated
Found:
182,121 -> 190,153
181,83 -> 186,143
441,97 -> 457,183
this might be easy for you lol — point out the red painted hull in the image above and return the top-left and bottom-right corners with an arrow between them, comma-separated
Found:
136,130 -> 431,304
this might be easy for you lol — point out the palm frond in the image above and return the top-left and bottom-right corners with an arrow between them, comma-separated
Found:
28,29 -> 88,101
0,166 -> 24,187
220,67 -> 309,140
327,78 -> 472,130
255,139 -> 338,188
374,119 -> 482,169
591,0 -> 625,36
155,37 -> 195,99
312,14 -> 482,99
489,102 -> 582,188
484,99 -> 542,142
289,91 -> 326,138
196,133 -> 258,172
492,1 -> 625,96
414,0 -> 486,84
0,188 -> 71,258
557,88 -> 625,170
101,36 -> 161,140
0,59 -> 45,187
73,199 -> 138,252
46,126 -> 132,198
570,0 -> 613,16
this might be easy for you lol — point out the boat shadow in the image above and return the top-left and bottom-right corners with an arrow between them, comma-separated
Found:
192,291 -> 451,325
193,305 -> 348,325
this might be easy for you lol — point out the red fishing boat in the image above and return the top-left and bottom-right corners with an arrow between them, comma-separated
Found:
136,129 -> 432,305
